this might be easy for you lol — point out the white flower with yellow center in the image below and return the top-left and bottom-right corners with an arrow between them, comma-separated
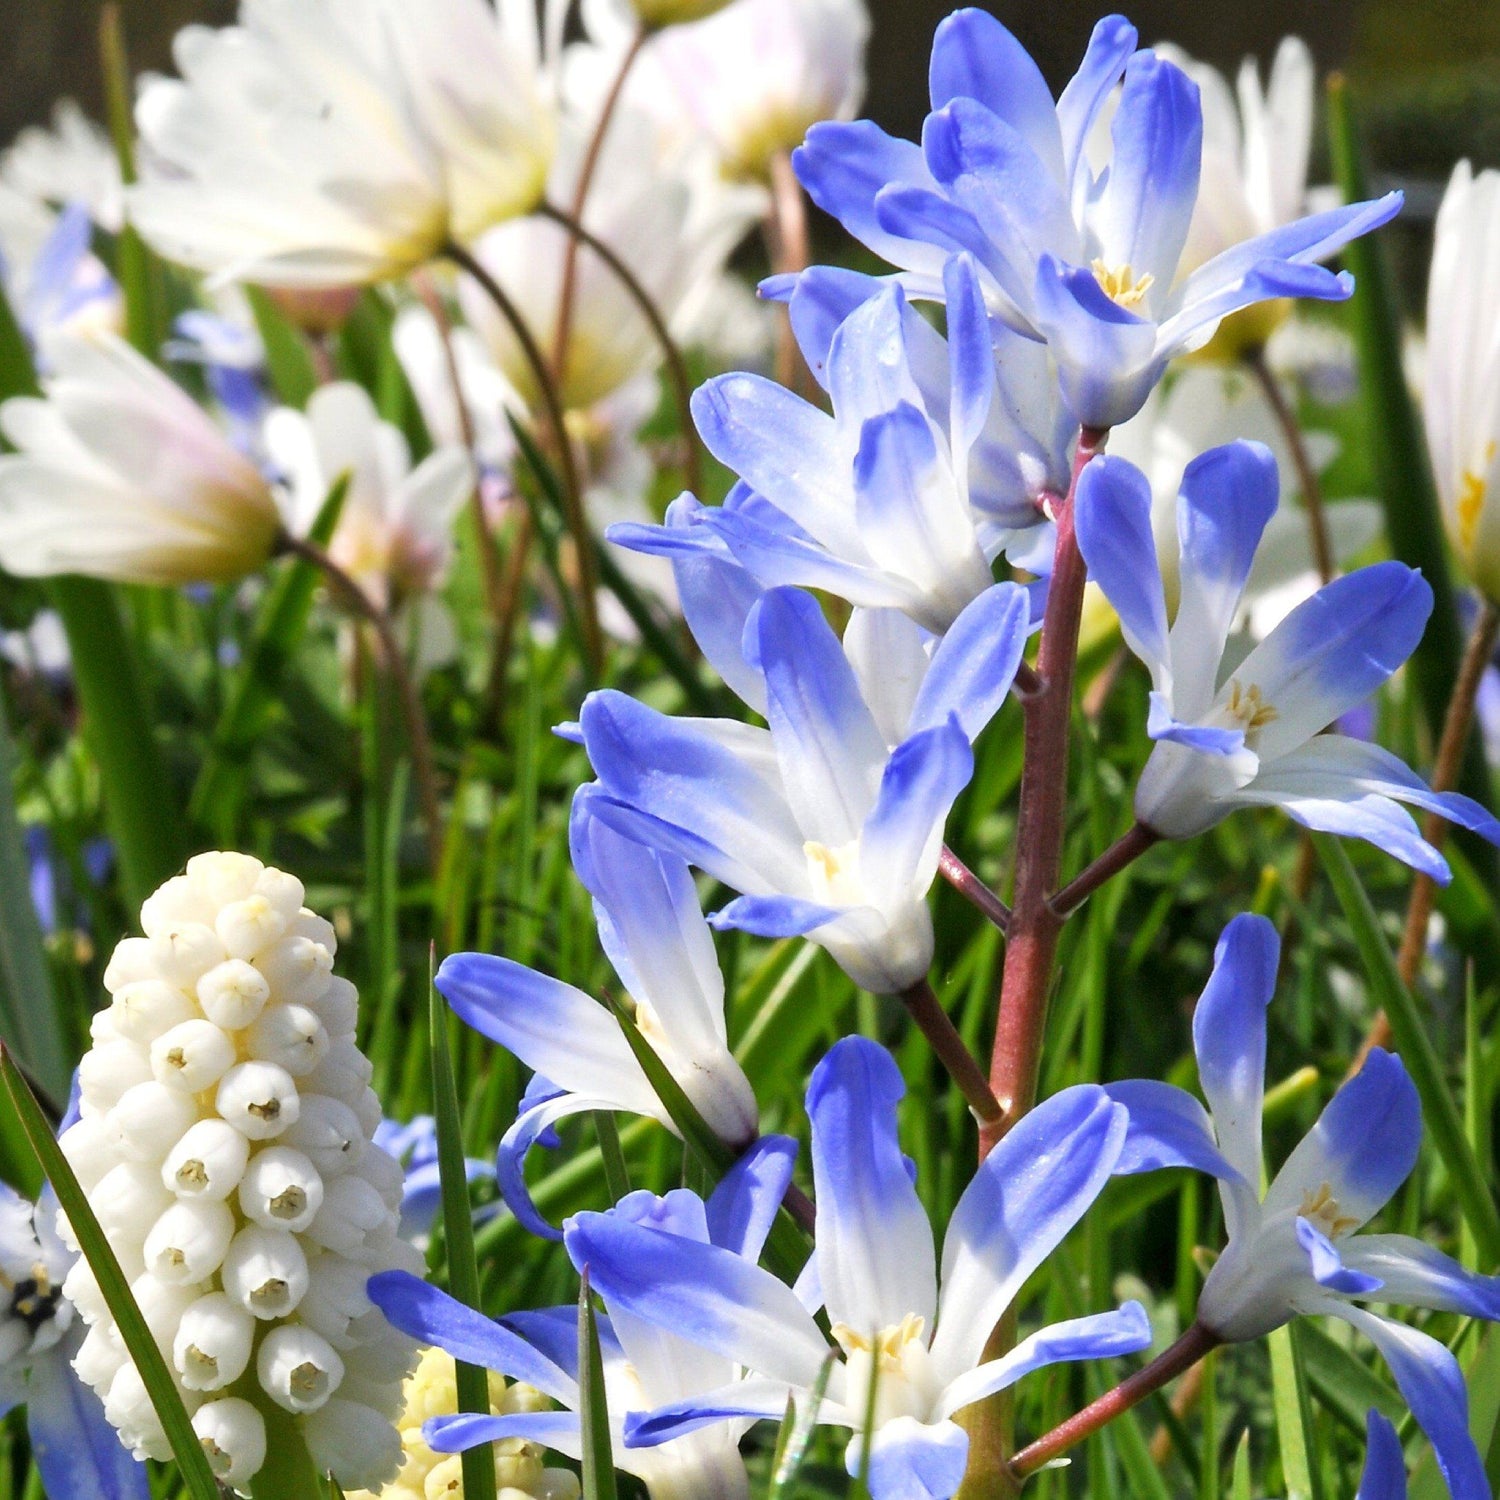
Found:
58,853 -> 422,1494
0,332 -> 279,586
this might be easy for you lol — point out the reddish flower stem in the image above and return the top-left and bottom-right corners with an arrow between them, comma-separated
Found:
939,846 -> 1010,933
1050,822 -> 1161,919
982,428 -> 1107,1158
898,979 -> 1003,1127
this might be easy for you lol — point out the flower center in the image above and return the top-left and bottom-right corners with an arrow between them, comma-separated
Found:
832,1314 -> 936,1427
804,839 -> 864,906
1299,1180 -> 1360,1239
1091,259 -> 1155,309
1226,679 -> 1279,740
5,1263 -> 60,1333
1457,450 -> 1493,554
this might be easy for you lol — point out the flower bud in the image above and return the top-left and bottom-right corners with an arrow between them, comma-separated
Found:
353,1087 -> 383,1138
107,1081 -> 200,1162
63,1258 -> 108,1323
193,1397 -> 266,1491
217,1061 -> 300,1139
163,1118 -> 252,1201
175,1292 -> 255,1390
258,1323 -> 345,1412
112,981 -> 197,1043
305,1037 -> 374,1102
197,959 -> 271,1029
304,1400 -> 403,1493
102,937 -> 156,993
309,976 -> 357,1039
255,934 -> 334,1005
78,1040 -> 152,1113
216,893 -> 291,960
151,1018 -> 236,1093
305,1174 -> 389,1258
149,923 -> 228,989
298,1253 -> 371,1348
247,1004 -> 329,1077
141,872 -> 216,937
239,1146 -> 324,1232
74,1322 -> 126,1389
131,1272 -> 203,1357
288,908 -> 338,955
284,1094 -> 365,1176
59,1115 -> 118,1193
221,1225 -> 309,1319
93,1161 -> 173,1241
187,851 -> 265,908
104,1362 -> 173,1463
357,1145 -> 404,1211
143,1199 -> 235,1284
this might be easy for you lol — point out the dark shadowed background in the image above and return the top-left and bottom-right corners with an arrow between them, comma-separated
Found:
6,0 -> 1500,184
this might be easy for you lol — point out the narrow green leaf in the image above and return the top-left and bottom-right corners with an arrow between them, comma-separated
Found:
1105,1399 -> 1175,1500
1326,76 -> 1494,825
1297,1320 -> 1402,1434
1230,1430 -> 1252,1500
0,693 -> 67,1098
766,1356 -> 836,1500
1269,1323 -> 1323,1500
429,949 -> 498,1500
246,286 -> 319,408
846,1327 -> 883,1500
1200,1350 -> 1220,1500
189,474 -> 350,839
578,1267 -> 619,1500
1314,835 -> 1500,1264
594,1111 -> 631,1205
0,1047 -> 222,1500
248,1404 -> 327,1500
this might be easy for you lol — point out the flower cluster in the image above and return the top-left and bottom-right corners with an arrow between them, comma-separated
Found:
58,853 -> 421,1493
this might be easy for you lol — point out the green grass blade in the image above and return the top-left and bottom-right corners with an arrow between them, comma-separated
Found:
578,1267 -> 619,1500
429,949 -> 498,1500
594,1111 -> 631,1205
246,286 -> 319,409
189,475 -> 350,840
766,1356 -> 835,1500
0,1047 -> 222,1500
1314,835 -> 1500,1263
1269,1323 -> 1322,1500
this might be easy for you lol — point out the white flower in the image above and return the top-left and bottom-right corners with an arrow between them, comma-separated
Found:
0,187 -> 120,346
1,100 -> 124,232
1424,161 -> 1500,606
61,852 -> 421,1492
587,0 -> 870,183
130,0 -> 560,287
0,331 -> 280,585
264,382 -> 474,611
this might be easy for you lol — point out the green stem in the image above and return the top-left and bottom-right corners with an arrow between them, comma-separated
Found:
248,1401 -> 326,1500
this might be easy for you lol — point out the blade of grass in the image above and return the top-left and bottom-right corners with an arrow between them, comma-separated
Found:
1268,1323 -> 1321,1500
594,1112 -> 630,1205
190,475 -> 350,840
246,286 -> 319,408
0,1046 -> 221,1500
429,949 -> 498,1500
578,1266 -> 619,1500
766,1355 -> 836,1500
1314,835 -> 1500,1264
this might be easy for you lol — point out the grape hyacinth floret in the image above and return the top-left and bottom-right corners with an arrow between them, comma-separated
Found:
58,852 -> 422,1494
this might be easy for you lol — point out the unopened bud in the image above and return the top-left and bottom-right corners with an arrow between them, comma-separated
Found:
102,937 -> 156,993
130,1272 -> 202,1357
111,981 -> 197,1044
78,1040 -> 153,1113
193,1397 -> 266,1492
59,1115 -> 118,1193
163,1118 -> 252,1201
140,872 -> 215,937
93,1161 -> 173,1241
305,1173 -> 389,1258
151,1019 -> 236,1093
149,923 -> 228,989
63,1258 -> 108,1323
216,894 -> 290,960
221,1225 -> 309,1319
356,1145 -> 403,1210
255,934 -> 333,1005
175,1292 -> 255,1390
239,1146 -> 324,1232
284,1094 -> 364,1176
299,1253 -> 372,1348
104,1362 -> 172,1460
247,1004 -> 328,1077
197,959 -> 271,1030
305,1037 -> 374,1102
107,1081 -> 200,1162
258,1323 -> 345,1412
74,1321 -> 125,1388
216,1061 -> 299,1139
143,1198 -> 235,1284
303,1399 -> 402,1493
309,976 -> 357,1039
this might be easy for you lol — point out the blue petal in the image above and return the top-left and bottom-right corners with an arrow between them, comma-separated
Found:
826,285 -> 936,432
706,1135 -> 798,1263
807,1037 -> 937,1334
773,266 -> 889,390
1264,1049 -> 1420,1230
907,583 -> 1030,742
1031,257 -> 1162,428
1101,1079 -> 1239,1181
942,255 -> 997,461
498,1091 -> 633,1241
1339,1234 -> 1500,1321
929,1086 -> 1127,1385
427,1410 -> 582,1454
875,185 -> 1019,299
1055,16 -> 1138,188
927,9 -> 1064,180
795,121 -> 947,274
1146,696 -> 1246,755
1161,260 -> 1356,358
622,1377 -> 804,1448
749,588 -> 887,844
368,1272 -> 578,1402
1356,1410 -> 1408,1500
857,1415 -> 970,1500
1192,914 -> 1278,1191
1091,52 -> 1202,286
709,893 -> 843,939
1331,1304 -> 1487,1500
1074,454 -> 1169,681
563,1211 -> 830,1389
1296,1217 -> 1385,1295
25,1353 -> 149,1500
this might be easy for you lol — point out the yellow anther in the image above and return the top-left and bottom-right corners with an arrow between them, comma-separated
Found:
1091,259 -> 1156,309
1299,1180 -> 1361,1239
1227,680 -> 1279,734
832,1313 -> 928,1370
1457,447 -> 1494,554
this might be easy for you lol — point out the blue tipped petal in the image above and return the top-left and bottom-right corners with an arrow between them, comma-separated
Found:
856,1416 -> 970,1500
769,265 -> 890,390
942,254 -> 997,462
1101,1080 -> 1240,1181
1056,16 -> 1139,184
25,1353 -> 149,1500
426,1410 -> 582,1456
808,1038 -> 937,1334
927,8 -> 1063,178
1339,1234 -> 1500,1320
1192,915 -> 1278,1192
708,893 -> 843,939
498,1092 -> 626,1240
705,1135 -> 798,1263
623,1377 -> 803,1449
1075,454 -> 1169,683
1356,1410 -> 1408,1500
908,584 -> 1030,743
1296,1217 -> 1385,1295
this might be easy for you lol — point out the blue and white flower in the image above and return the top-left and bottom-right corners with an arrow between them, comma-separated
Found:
372,1115 -> 498,1245
1107,914 -> 1500,1500
576,581 -> 1030,993
1075,440 -> 1500,876
1357,1410 -> 1409,1500
435,793 -> 758,1238
613,264 -> 1069,622
559,1037 -> 1147,1500
778,8 -> 1400,427
371,1136 -> 803,1500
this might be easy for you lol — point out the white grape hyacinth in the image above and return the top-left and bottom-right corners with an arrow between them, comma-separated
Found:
58,852 -> 422,1495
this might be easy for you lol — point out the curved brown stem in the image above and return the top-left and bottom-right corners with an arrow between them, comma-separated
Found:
443,241 -> 604,676
1246,348 -> 1334,586
767,150 -> 812,397
939,846 -> 1010,933
898,978 -> 1003,1126
538,201 -> 703,496
278,533 -> 443,874
1051,822 -> 1161,919
552,27 -> 647,383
